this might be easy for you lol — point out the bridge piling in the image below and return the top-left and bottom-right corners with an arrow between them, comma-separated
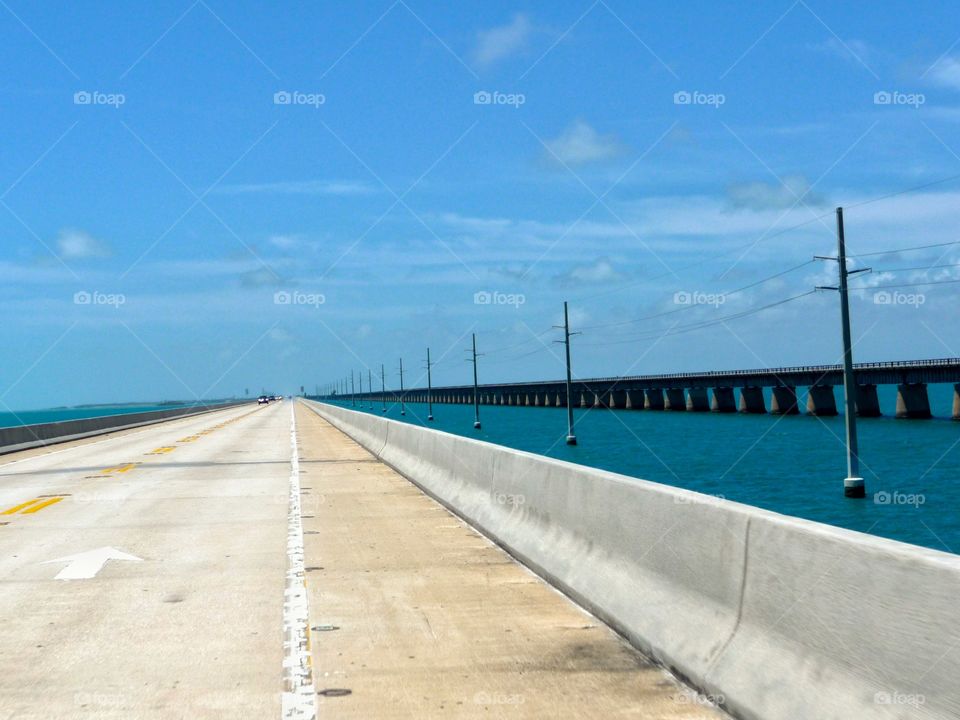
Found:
610,390 -> 627,409
806,385 -> 838,416
625,389 -> 642,409
896,383 -> 932,419
644,388 -> 665,410
739,387 -> 766,413
664,388 -> 686,411
770,386 -> 799,415
954,384 -> 960,420
711,387 -> 737,412
855,384 -> 881,417
686,387 -> 710,411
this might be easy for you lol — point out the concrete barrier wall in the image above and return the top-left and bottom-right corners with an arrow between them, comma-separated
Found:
304,400 -> 960,720
0,401 -> 252,455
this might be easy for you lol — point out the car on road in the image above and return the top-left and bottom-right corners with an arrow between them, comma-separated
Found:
258,395 -> 270,405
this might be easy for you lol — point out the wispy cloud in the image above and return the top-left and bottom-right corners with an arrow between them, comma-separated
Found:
928,56 -> 960,91
56,229 -> 112,259
553,257 -> 624,286
542,120 -> 627,167
472,13 -> 532,68
725,175 -> 826,211
212,179 -> 373,196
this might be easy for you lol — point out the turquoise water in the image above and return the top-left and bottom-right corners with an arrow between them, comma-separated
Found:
0,402 -> 215,429
325,384 -> 960,555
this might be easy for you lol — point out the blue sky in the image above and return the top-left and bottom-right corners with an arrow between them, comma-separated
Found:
2,1 -> 960,408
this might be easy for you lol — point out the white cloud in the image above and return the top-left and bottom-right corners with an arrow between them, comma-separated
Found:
56,229 -> 111,259
928,57 -> 960,91
542,120 -> 626,167
472,14 -> 532,68
213,180 -> 372,196
554,257 -> 623,285
726,175 -> 826,211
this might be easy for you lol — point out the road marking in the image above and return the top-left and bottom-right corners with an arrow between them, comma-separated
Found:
146,446 -> 175,455
282,402 -> 316,720
102,463 -> 138,474
42,546 -> 142,580
2,498 -> 43,515
2,496 -> 66,515
21,497 -> 65,514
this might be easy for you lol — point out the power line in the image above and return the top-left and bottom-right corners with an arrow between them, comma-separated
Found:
579,259 -> 815,331
849,240 -> 960,259
850,278 -> 960,291
588,290 -> 817,346
845,171 -> 960,210
870,261 -> 960,273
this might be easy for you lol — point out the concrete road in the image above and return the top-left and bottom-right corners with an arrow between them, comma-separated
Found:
0,400 -> 726,719
0,402 -> 289,719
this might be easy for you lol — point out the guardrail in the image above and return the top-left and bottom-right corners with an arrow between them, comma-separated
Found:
0,401 -> 253,455
305,399 -> 960,720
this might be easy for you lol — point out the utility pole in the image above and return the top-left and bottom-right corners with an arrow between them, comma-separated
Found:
554,300 -> 581,445
816,207 -> 870,498
381,364 -> 387,413
350,370 -> 356,407
358,369 -> 363,406
426,347 -> 434,421
399,357 -> 406,416
470,333 -> 482,430
368,369 -> 374,409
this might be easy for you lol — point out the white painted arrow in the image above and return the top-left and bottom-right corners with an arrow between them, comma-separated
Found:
42,547 -> 143,580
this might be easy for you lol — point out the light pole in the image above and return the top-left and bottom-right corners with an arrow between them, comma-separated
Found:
426,347 -> 434,421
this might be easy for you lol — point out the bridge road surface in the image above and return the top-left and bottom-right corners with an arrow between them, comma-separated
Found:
0,400 -> 726,719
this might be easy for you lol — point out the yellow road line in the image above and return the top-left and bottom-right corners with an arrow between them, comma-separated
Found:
1,498 -> 43,515
103,463 -> 138,474
21,497 -> 64,514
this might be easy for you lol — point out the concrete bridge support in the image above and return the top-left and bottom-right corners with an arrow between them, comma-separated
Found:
770,386 -> 799,415
739,387 -> 766,414
609,390 -> 627,409
806,385 -> 838,416
625,389 -> 642,409
711,387 -> 737,413
855,384 -> 881,417
580,392 -> 590,408
896,383 -> 932,419
644,388 -> 665,410
555,393 -> 566,407
664,388 -> 686,411
954,384 -> 960,420
686,388 -> 710,412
